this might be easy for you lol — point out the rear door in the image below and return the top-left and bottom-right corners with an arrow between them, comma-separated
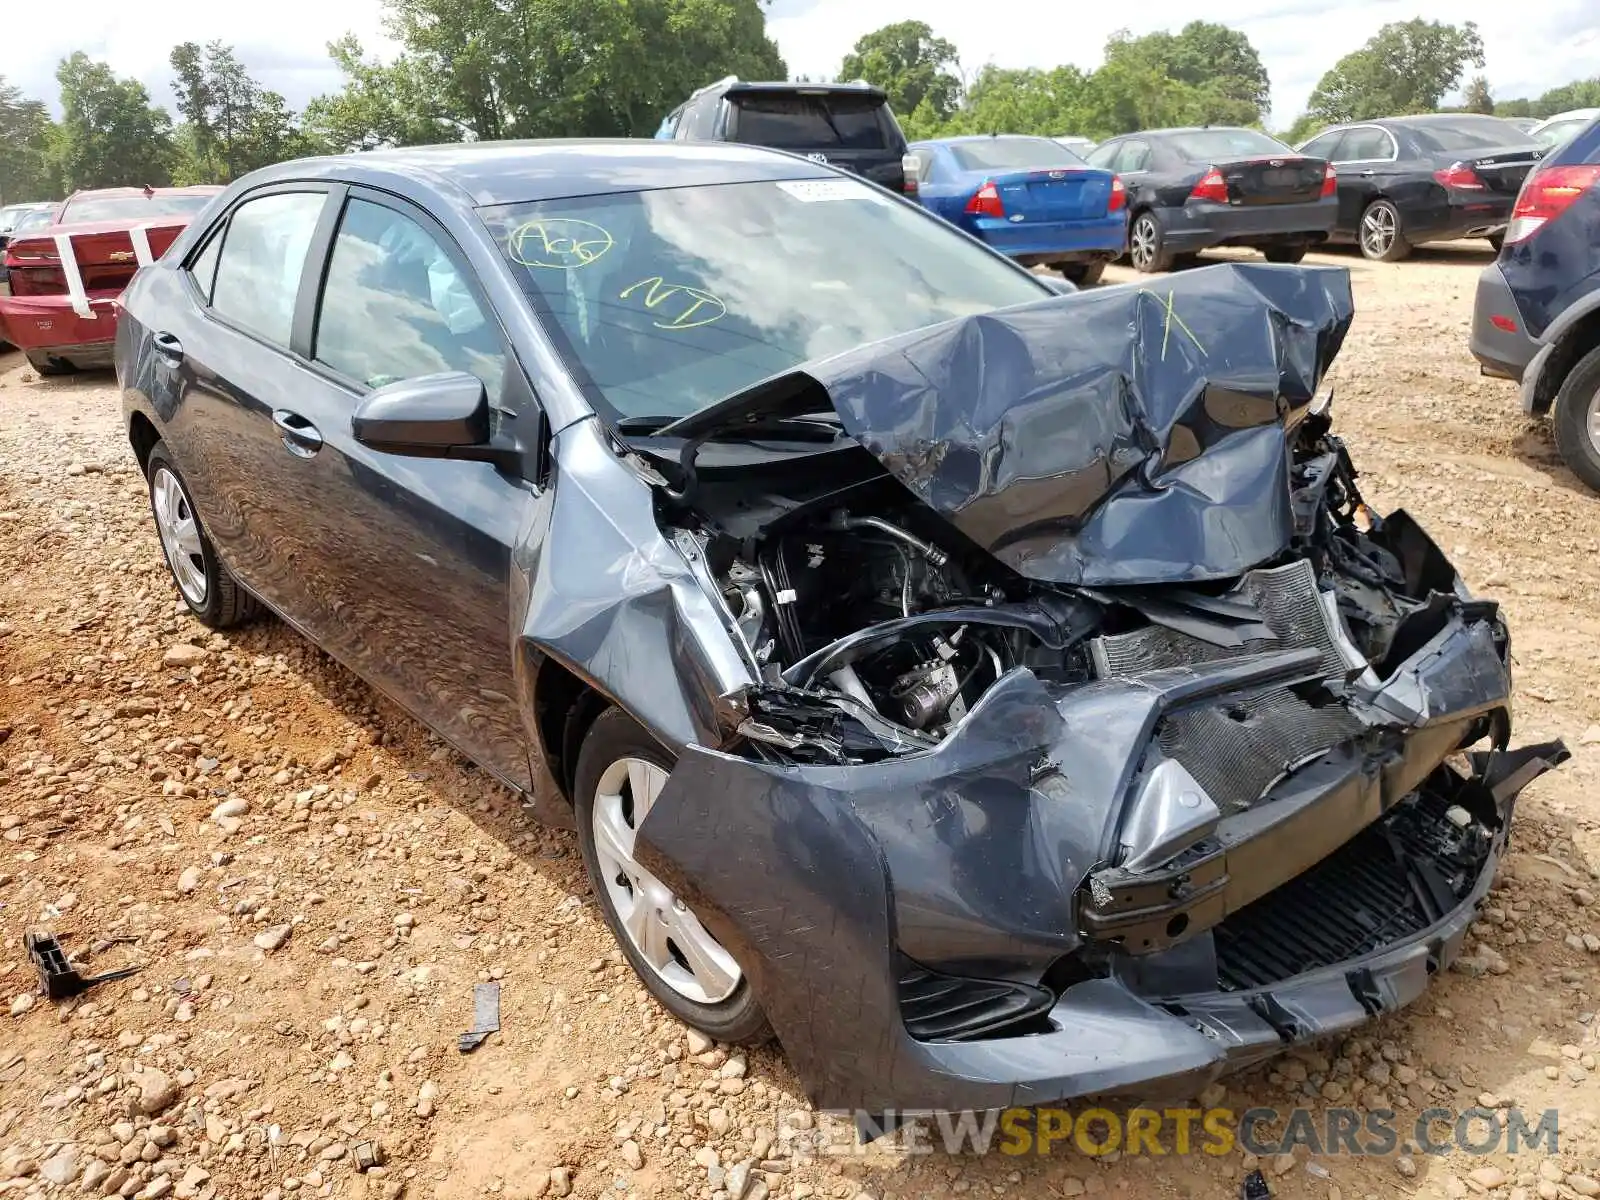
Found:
724,90 -> 906,191
1324,126 -> 1400,231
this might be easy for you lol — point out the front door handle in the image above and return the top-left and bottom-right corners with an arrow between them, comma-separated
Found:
272,409 -> 323,458
153,331 -> 183,363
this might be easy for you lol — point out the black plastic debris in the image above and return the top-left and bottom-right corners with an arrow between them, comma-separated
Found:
1241,1168 -> 1271,1200
458,981 -> 501,1052
25,931 -> 142,1000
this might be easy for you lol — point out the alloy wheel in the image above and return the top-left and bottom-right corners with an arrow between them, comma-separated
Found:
590,756 -> 742,1005
151,467 -> 207,606
1360,203 -> 1397,259
1587,387 -> 1600,458
1130,216 -> 1159,271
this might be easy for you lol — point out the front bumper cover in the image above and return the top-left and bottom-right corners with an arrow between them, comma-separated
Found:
633,600 -> 1564,1115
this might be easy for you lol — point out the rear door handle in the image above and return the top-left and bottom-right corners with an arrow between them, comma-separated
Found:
272,409 -> 323,458
153,331 -> 183,363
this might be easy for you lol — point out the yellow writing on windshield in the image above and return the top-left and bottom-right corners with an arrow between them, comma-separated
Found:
507,219 -> 614,269
619,276 -> 727,330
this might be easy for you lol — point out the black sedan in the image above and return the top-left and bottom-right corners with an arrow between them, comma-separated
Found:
115,140 -> 1564,1118
1296,114 -> 1545,261
1085,126 -> 1337,272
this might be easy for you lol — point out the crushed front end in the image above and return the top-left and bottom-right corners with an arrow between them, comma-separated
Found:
594,263 -> 1567,1115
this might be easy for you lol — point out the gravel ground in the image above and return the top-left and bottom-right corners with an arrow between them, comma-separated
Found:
2,243 -> 1599,1200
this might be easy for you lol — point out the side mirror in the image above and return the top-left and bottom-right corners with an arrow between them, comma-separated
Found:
352,372 -> 511,465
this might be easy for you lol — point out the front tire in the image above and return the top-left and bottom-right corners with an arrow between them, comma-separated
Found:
1552,346 -> 1600,495
145,443 -> 260,629
1358,199 -> 1411,262
1263,242 -> 1309,264
574,707 -> 771,1044
1128,212 -> 1174,273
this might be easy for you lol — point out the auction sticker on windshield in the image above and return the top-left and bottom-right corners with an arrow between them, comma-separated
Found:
775,180 -> 890,204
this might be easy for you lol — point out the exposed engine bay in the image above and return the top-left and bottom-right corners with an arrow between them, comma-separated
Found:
668,405 -> 1485,778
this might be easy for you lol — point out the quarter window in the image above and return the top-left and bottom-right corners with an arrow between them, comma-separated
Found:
314,197 -> 507,396
187,229 -> 223,303
210,192 -> 325,346
1299,132 -> 1341,159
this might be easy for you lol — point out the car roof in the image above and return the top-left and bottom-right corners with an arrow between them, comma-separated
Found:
235,138 -> 841,208
1535,108 -> 1600,124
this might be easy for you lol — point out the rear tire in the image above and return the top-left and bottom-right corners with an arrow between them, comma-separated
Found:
1358,199 -> 1411,262
145,443 -> 261,629
1128,212 -> 1174,273
1552,346 -> 1600,495
1058,260 -> 1106,286
25,350 -> 73,376
1263,243 -> 1310,264
574,707 -> 772,1045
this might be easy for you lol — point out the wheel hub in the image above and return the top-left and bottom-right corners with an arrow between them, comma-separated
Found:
591,757 -> 742,1005
151,467 -> 207,606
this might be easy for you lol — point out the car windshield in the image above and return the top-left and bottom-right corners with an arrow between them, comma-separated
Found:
14,209 -> 55,231
949,138 -> 1086,171
1165,128 -> 1292,161
728,94 -> 888,149
1535,118 -> 1591,148
1411,117 -> 1528,152
58,193 -> 214,223
482,177 -> 1051,421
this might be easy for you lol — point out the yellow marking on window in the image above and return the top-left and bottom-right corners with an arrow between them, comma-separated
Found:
618,276 -> 727,330
507,219 -> 614,269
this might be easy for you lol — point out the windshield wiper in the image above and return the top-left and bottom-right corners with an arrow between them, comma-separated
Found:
618,412 -> 840,441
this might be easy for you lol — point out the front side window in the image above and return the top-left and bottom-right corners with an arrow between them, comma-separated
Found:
1298,131 -> 1340,159
482,176 -> 1051,421
949,137 -> 1085,172
210,191 -> 325,346
314,197 -> 507,396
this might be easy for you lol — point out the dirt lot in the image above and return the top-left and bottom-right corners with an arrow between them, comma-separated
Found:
2,244 -> 1600,1200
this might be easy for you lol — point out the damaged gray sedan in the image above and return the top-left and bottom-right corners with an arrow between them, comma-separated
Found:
114,141 -> 1566,1120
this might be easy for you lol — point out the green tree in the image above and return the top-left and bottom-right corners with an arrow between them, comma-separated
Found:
52,52 -> 174,192
838,21 -> 962,125
1101,22 -> 1271,126
940,65 -> 1089,138
332,0 -> 785,142
302,35 -> 460,151
168,42 -> 315,183
1306,19 -> 1484,124
1533,78 -> 1600,115
0,76 -> 58,201
1462,75 -> 1494,114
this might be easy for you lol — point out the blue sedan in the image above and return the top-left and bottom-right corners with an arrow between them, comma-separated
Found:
908,135 -> 1127,284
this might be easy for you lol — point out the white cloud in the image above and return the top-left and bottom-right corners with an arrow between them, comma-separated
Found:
13,0 -> 1600,130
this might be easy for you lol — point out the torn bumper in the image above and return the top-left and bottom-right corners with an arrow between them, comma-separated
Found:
634,600 -> 1565,1114
0,291 -> 118,360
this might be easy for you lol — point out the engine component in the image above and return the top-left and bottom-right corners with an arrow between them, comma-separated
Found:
889,632 -> 967,729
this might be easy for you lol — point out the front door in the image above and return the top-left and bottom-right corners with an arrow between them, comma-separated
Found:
160,184 -> 539,790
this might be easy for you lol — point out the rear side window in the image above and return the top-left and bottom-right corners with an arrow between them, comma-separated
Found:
1339,128 -> 1395,161
187,229 -> 223,303
1115,141 -> 1152,173
313,197 -> 507,397
210,192 -> 325,347
729,94 -> 888,150
1086,143 -> 1119,169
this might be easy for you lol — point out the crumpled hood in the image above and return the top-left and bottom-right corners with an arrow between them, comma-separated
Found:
810,261 -> 1354,586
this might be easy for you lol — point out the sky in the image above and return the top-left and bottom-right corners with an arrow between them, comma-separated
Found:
11,0 -> 1600,131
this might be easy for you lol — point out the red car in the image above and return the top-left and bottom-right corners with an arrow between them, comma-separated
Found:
0,185 -> 222,373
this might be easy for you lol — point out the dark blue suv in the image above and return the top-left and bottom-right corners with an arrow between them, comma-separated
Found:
1470,115 -> 1600,490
